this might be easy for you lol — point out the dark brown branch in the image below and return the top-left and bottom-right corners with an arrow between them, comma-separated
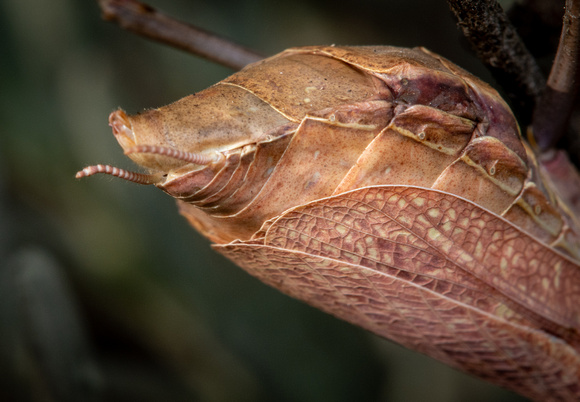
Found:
446,0 -> 545,125
532,0 -> 580,150
97,0 -> 264,70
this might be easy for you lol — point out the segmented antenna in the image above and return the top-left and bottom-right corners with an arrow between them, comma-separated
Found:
75,164 -> 161,184
125,145 -> 222,165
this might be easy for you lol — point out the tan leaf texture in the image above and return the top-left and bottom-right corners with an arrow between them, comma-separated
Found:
217,186 -> 580,401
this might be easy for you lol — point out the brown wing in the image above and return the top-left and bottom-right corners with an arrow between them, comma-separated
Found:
216,185 -> 580,401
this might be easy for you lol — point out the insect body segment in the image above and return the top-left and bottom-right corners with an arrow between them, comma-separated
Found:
77,45 -> 580,257
88,46 -> 579,254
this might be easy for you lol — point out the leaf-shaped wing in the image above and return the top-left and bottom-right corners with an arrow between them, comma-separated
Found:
216,185 -> 580,401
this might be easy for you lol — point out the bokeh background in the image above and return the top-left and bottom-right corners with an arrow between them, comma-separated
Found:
0,0 -> 541,401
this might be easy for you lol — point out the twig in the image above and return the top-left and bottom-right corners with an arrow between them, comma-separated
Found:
97,0 -> 264,70
532,0 -> 580,151
446,0 -> 545,125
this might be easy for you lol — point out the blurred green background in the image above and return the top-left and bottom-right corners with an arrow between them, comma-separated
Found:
0,0 -> 530,401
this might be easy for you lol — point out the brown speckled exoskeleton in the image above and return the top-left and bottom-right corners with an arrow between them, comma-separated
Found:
78,45 -> 580,401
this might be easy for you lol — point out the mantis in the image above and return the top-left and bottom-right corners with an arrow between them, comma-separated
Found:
72,0 -> 576,399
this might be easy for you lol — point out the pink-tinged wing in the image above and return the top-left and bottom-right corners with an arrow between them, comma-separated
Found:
216,185 -> 580,401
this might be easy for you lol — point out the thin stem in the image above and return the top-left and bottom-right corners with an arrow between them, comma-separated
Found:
532,0 -> 580,151
97,0 -> 264,70
446,0 -> 545,125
